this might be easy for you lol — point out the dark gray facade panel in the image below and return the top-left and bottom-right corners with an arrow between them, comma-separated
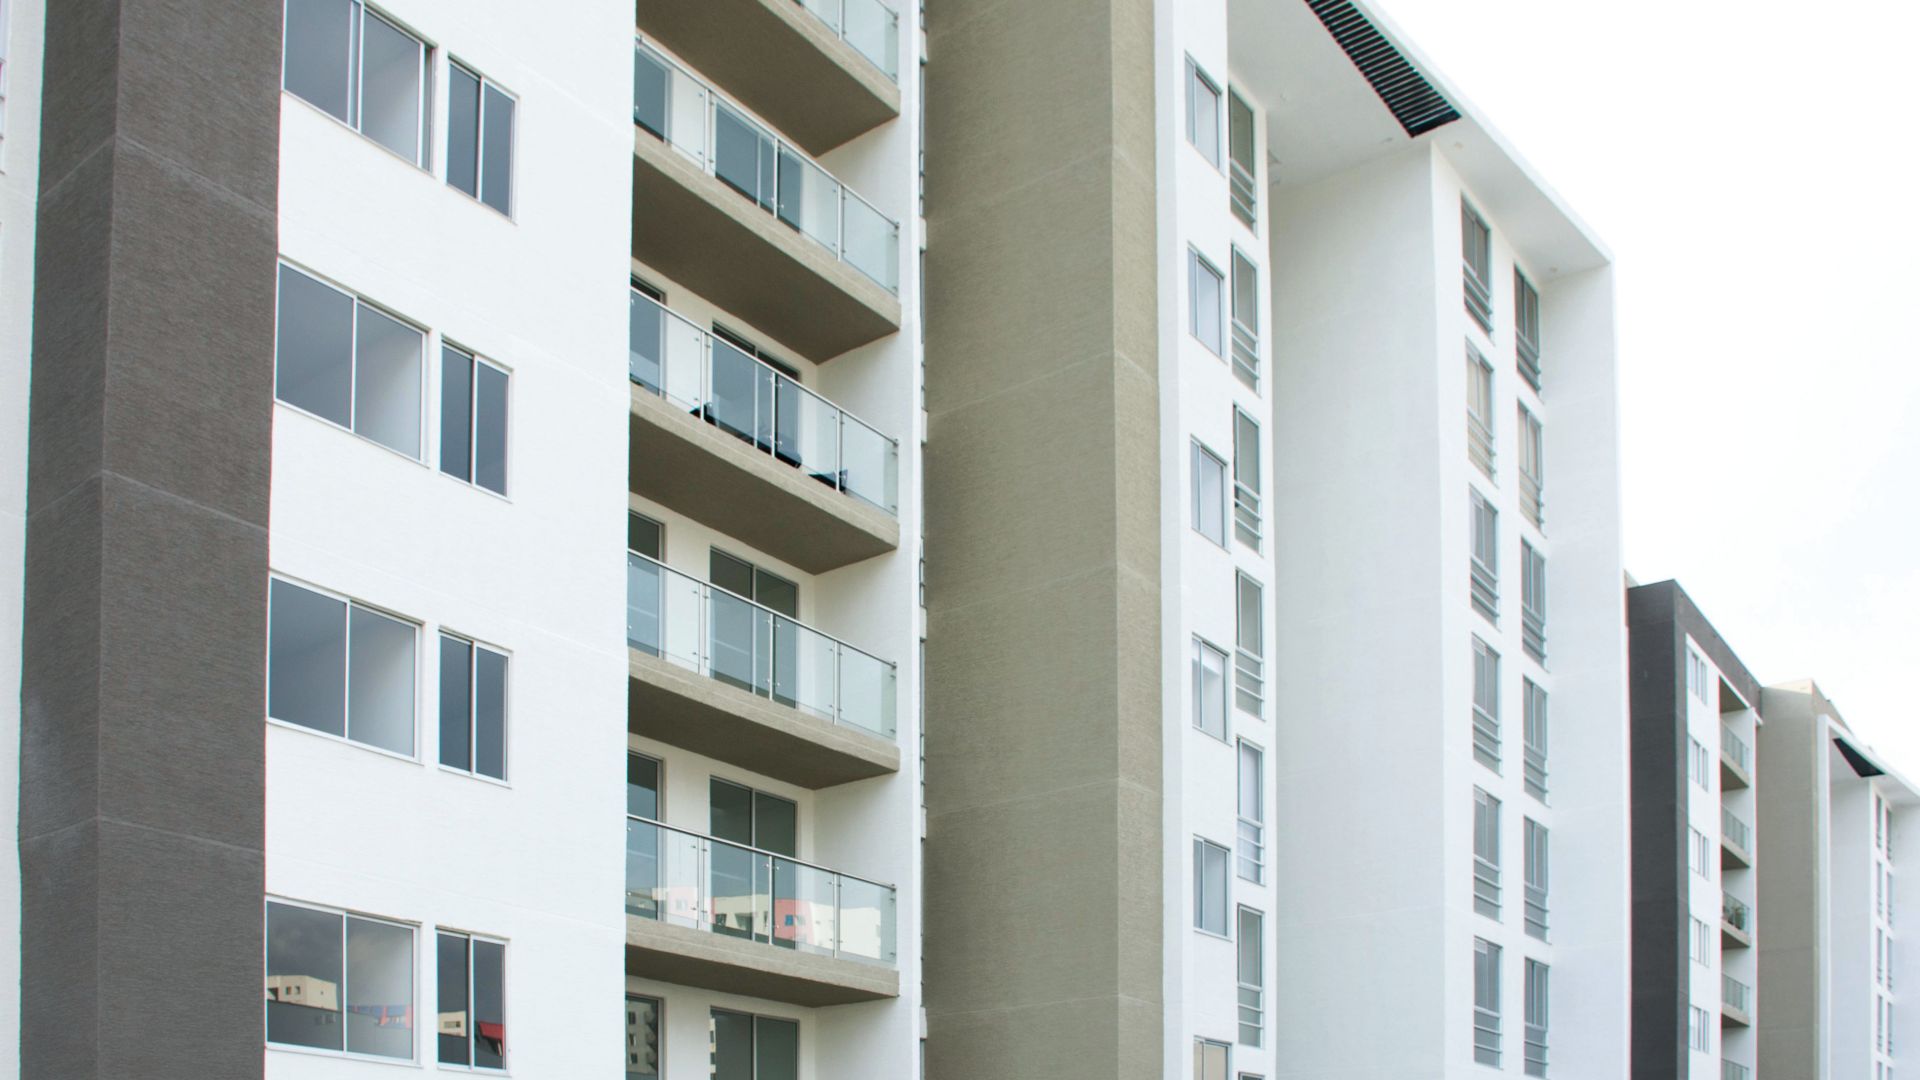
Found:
21,1 -> 282,1076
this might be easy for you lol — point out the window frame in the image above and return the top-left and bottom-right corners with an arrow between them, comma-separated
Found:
1231,405 -> 1262,549
1227,87 -> 1257,226
438,631 -> 510,782
1472,636 -> 1501,771
1195,1037 -> 1232,1080
265,896 -> 419,1062
1229,248 -> 1260,389
1515,268 -> 1542,390
274,260 -> 429,462
1236,905 -> 1264,1047
1193,836 -> 1232,937
1233,571 -> 1264,716
1189,247 -> 1227,357
281,0 -> 434,168
1461,198 -> 1494,332
1185,57 -> 1223,169
435,927 -> 508,1071
1467,344 -> 1495,479
1193,636 -> 1231,743
439,342 -> 512,497
1473,787 -> 1502,919
709,1007 -> 801,1080
267,574 -> 421,760
1469,486 -> 1500,622
1191,439 -> 1229,548
1236,738 -> 1265,884
1520,541 -> 1547,663
1523,959 -> 1549,1078
626,993 -> 664,1080
1518,403 -> 1545,528
1473,937 -> 1502,1066
446,57 -> 519,217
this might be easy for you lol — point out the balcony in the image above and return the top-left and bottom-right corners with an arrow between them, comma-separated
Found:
1722,807 -> 1753,869
1723,1061 -> 1751,1080
627,553 -> 899,789
1721,973 -> 1752,1027
628,290 -> 899,574
634,0 -> 899,157
625,817 -> 899,1006
1723,892 -> 1753,949
632,39 -> 901,361
1721,723 -> 1753,790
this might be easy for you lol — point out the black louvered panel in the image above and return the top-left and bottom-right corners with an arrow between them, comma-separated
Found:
1305,0 -> 1461,137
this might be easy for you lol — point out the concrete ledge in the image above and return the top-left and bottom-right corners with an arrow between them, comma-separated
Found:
1721,919 -> 1752,951
1721,837 -> 1752,870
1720,751 -> 1752,790
632,131 -> 901,361
634,0 -> 899,156
1721,1001 -> 1751,1028
626,916 -> 899,1007
629,386 -> 898,575
629,650 -> 899,789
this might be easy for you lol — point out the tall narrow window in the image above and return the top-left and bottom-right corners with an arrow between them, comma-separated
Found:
626,994 -> 663,1080
1462,199 -> 1493,331
1687,736 -> 1710,790
1186,59 -> 1222,167
1473,938 -> 1502,1065
267,900 -> 415,1060
276,263 -> 426,458
1522,679 -> 1548,801
439,634 -> 508,780
627,752 -> 661,819
1232,406 -> 1262,548
1473,788 -> 1502,919
1227,89 -> 1257,225
1523,819 -> 1549,940
448,61 -> 516,215
1688,1005 -> 1711,1053
1520,542 -> 1547,662
282,0 -> 431,165
269,578 -> 417,756
1192,441 -> 1228,547
1234,572 -> 1264,715
1236,740 -> 1264,883
1472,638 -> 1500,770
1470,488 -> 1499,621
1194,837 -> 1231,935
1237,907 -> 1264,1047
1190,249 -> 1226,357
1689,827 -> 1711,879
1467,345 -> 1495,478
437,930 -> 506,1069
1195,1038 -> 1231,1080
1518,405 -> 1544,528
1515,269 -> 1542,389
628,511 -> 664,561
1689,916 -> 1711,965
1230,250 -> 1260,389
1194,638 -> 1229,741
440,345 -> 510,494
1523,960 -> 1549,1078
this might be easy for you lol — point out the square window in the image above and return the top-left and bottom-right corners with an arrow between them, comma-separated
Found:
275,263 -> 425,459
269,578 -> 416,756
282,0 -> 430,165
266,900 -> 414,1060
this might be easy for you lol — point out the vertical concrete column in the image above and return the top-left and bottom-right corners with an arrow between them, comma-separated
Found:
922,0 -> 1162,1077
20,0 -> 280,1075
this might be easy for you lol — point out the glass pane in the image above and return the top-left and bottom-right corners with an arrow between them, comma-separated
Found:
842,192 -> 898,291
1238,908 -> 1261,984
755,570 -> 799,618
709,338 -> 770,447
838,876 -> 896,963
269,579 -> 347,736
628,288 -> 664,394
1204,844 -> 1228,933
353,302 -> 424,457
710,549 -> 755,599
359,12 -> 423,163
344,916 -> 413,1059
283,0 -> 354,121
754,791 -> 798,856
837,647 -> 895,738
1228,91 -> 1256,173
711,1010 -> 753,1080
472,939 -> 505,1068
710,779 -> 754,845
708,589 -> 767,696
473,361 -> 509,495
626,553 -> 663,656
755,1017 -> 800,1080
1237,576 -> 1262,655
709,840 -> 769,941
439,346 -> 473,481
843,0 -> 897,77
437,635 -> 471,769
1238,743 -> 1261,822
776,147 -> 840,252
1192,257 -> 1223,354
632,46 -> 669,140
275,264 -> 354,426
627,514 -> 663,561
839,415 -> 897,513
348,606 -> 415,755
267,902 -> 344,1051
480,85 -> 514,214
626,754 -> 660,820
778,615 -> 834,719
436,933 -> 469,1065
474,646 -> 507,780
448,64 -> 480,196
624,819 -> 662,919
1231,251 -> 1258,332
772,857 -> 835,956
714,105 -> 772,209
625,995 -> 662,1080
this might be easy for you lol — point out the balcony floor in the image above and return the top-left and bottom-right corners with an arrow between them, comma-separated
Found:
626,916 -> 899,1007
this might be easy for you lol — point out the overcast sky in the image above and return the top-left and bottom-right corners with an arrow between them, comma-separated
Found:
1367,0 -> 1920,771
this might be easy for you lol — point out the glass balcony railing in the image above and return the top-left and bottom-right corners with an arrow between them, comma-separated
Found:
1724,892 -> 1753,935
633,38 -> 900,293
1723,1061 -> 1751,1080
1722,807 -> 1752,855
629,289 -> 899,514
796,0 -> 899,80
1722,723 -> 1752,775
625,817 -> 896,965
627,552 -> 897,739
1723,972 -> 1751,1014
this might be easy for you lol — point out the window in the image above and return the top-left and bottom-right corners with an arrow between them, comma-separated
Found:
1473,938 -> 1502,1065
626,994 -> 662,1080
1520,541 -> 1547,663
1522,679 -> 1548,801
266,900 -> 414,1060
1523,819 -> 1548,940
1190,249 -> 1225,356
1230,250 -> 1260,389
437,931 -> 506,1069
1227,89 -> 1257,225
1467,346 -> 1495,478
440,346 -> 509,494
1193,638 -> 1229,741
1473,788 -> 1501,919
1688,1005 -> 1711,1053
1472,638 -> 1500,771
0,0 -> 10,163
1687,737 -> 1710,791
1470,488 -> 1499,622
269,578 -> 416,756
439,634 -> 507,780
628,511 -> 664,561
1236,740 -> 1264,883
1194,837 -> 1231,935
1192,441 -> 1228,547
1523,960 -> 1549,1078
1518,405 -> 1544,528
1689,916 -> 1711,966
282,0 -> 430,164
276,263 -> 425,458
1462,199 -> 1493,332
710,1009 -> 798,1080
710,778 -> 798,857
1237,907 -> 1264,1047
1686,649 -> 1712,705
1186,59 -> 1222,168
1195,1037 -> 1231,1080
1234,572 -> 1264,714
627,751 -> 661,820
447,61 -> 516,215
1689,827 -> 1711,880
1232,406 -> 1262,548
1515,269 -> 1542,389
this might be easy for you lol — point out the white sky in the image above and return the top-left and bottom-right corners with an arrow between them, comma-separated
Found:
1368,0 -> 1920,771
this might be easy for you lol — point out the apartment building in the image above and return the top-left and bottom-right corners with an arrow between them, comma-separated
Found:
1757,681 -> 1918,1080
1626,580 -> 1765,1080
11,0 -> 924,1078
925,0 -> 1625,1078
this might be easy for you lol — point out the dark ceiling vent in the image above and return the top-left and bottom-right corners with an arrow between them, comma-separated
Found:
1305,0 -> 1461,137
